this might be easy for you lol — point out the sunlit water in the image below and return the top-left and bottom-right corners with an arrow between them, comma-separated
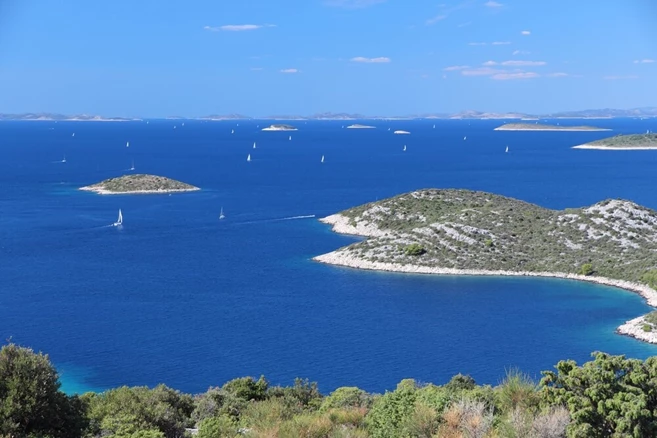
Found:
1,118 -> 657,395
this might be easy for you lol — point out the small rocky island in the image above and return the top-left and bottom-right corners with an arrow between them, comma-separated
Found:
346,124 -> 376,129
495,123 -> 611,131
261,124 -> 297,131
80,174 -> 200,195
315,189 -> 657,344
573,133 -> 657,150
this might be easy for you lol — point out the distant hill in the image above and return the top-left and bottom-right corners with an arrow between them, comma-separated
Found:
0,113 -> 135,121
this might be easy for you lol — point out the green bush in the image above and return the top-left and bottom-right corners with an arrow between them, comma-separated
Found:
578,263 -> 594,276
643,324 -> 652,332
404,243 -> 426,256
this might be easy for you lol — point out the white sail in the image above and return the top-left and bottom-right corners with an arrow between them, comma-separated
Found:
463,136 -> 467,140
403,145 -> 406,152
505,146 -> 509,153
231,129 -> 234,134
62,155 -> 66,163
114,209 -> 123,227
253,142 -> 256,149
321,155 -> 325,163
126,141 -> 130,148
289,135 -> 292,140
130,160 -> 135,171
219,207 -> 225,220
72,133 -> 75,137
247,154 -> 251,162
433,124 -> 435,129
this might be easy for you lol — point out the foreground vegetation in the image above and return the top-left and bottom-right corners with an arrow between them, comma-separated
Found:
320,189 -> 657,284
7,344 -> 657,437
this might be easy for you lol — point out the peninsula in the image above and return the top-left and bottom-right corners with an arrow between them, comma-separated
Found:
80,174 -> 200,195
261,124 -> 297,131
494,123 -> 611,131
314,189 -> 657,344
573,133 -> 657,150
346,124 -> 376,129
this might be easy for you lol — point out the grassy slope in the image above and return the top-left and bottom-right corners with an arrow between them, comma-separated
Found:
331,189 -> 657,281
87,174 -> 198,192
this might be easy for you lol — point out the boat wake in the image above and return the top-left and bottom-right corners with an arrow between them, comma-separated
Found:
234,215 -> 316,226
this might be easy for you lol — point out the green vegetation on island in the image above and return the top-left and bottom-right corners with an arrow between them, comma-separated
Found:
80,174 -> 200,194
317,189 -> 657,283
494,123 -> 611,131
10,342 -> 657,437
573,133 -> 657,149
261,124 -> 297,131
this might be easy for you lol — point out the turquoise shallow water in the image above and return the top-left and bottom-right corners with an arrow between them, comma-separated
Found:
1,118 -> 657,395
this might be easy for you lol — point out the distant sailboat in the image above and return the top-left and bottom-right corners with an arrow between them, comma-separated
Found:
289,135 -> 292,141
463,136 -> 467,140
231,129 -> 234,134
174,125 -> 177,129
182,122 -> 185,127
321,155 -> 325,163
129,160 -> 135,171
247,154 -> 251,162
253,142 -> 256,149
505,145 -> 509,153
433,124 -> 435,129
72,133 -> 75,137
403,145 -> 407,152
61,155 -> 67,163
219,207 -> 225,220
126,141 -> 130,148
113,209 -> 123,227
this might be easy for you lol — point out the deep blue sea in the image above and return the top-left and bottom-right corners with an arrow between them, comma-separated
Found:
2,118 -> 657,395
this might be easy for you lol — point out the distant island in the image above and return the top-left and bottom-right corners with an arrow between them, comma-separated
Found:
314,189 -> 657,344
573,133 -> 657,150
0,113 -> 135,122
495,123 -> 612,131
80,174 -> 200,195
346,124 -> 376,129
261,124 -> 298,131
393,130 -> 410,135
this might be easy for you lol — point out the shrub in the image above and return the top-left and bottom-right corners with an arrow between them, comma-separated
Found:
320,387 -> 373,411
578,263 -> 594,276
404,244 -> 426,256
643,324 -> 653,332
197,416 -> 237,438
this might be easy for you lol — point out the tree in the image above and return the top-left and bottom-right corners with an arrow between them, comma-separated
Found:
540,352 -> 657,437
0,343 -> 87,438
405,244 -> 426,256
578,263 -> 594,276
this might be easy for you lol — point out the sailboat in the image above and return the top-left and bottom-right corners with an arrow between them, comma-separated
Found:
219,207 -> 225,220
61,155 -> 67,163
126,141 -> 130,148
505,146 -> 509,153
289,135 -> 292,141
403,145 -> 407,152
113,209 -> 123,227
463,136 -> 467,140
231,129 -> 234,134
321,155 -> 325,163
247,154 -> 251,162
72,133 -> 75,137
129,160 -> 135,171
253,142 -> 257,149
433,125 -> 435,129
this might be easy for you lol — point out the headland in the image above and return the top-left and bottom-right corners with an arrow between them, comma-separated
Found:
494,123 -> 611,131
80,174 -> 200,195
314,189 -> 657,344
261,124 -> 298,131
573,133 -> 657,150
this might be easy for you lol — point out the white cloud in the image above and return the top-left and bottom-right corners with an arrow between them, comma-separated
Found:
492,72 -> 539,80
469,42 -> 488,46
324,0 -> 385,7
351,56 -> 391,63
482,60 -> 498,66
426,14 -> 448,25
443,65 -> 470,71
634,59 -> 655,64
280,69 -> 299,73
492,41 -> 511,45
546,72 -> 569,77
204,24 -> 275,32
461,67 -> 503,76
484,1 -> 503,7
512,50 -> 531,55
521,30 -> 531,35
501,60 -> 546,66
604,75 -> 639,80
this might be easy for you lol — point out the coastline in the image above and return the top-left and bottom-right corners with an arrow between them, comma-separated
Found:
573,145 -> 657,150
315,214 -> 657,345
262,127 -> 298,131
79,186 -> 200,195
494,128 -> 612,132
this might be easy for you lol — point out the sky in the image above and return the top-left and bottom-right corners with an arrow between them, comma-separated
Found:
0,0 -> 656,117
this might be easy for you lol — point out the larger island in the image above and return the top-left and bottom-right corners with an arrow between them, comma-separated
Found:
261,124 -> 297,131
80,174 -> 200,195
314,189 -> 657,343
495,123 -> 611,131
573,133 -> 657,150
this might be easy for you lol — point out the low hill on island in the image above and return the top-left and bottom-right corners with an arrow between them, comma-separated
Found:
315,189 -> 657,284
80,174 -> 199,195
495,123 -> 611,131
573,133 -> 657,149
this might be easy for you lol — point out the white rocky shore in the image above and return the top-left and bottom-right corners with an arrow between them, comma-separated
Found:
573,145 -> 657,150
79,186 -> 200,195
316,214 -> 657,344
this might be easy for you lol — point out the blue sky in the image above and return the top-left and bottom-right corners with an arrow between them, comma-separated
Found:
0,0 -> 655,117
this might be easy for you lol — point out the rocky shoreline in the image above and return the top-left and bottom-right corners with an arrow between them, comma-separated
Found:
573,145 -> 657,150
79,186 -> 200,195
315,214 -> 657,345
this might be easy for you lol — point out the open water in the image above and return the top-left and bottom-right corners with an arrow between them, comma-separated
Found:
1,118 -> 657,395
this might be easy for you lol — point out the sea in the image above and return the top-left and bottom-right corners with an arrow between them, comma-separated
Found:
1,118 -> 657,396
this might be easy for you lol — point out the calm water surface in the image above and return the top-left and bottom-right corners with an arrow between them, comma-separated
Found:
1,118 -> 657,394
